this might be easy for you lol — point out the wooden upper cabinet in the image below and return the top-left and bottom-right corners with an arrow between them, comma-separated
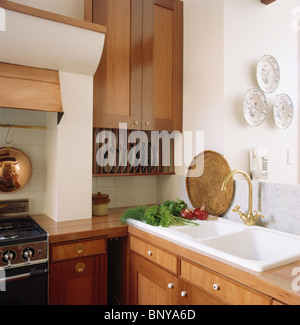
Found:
93,0 -> 138,129
92,0 -> 183,132
142,0 -> 183,132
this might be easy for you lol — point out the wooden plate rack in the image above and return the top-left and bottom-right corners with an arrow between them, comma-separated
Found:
93,128 -> 175,177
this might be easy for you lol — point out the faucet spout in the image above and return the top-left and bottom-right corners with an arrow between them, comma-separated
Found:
221,170 -> 263,226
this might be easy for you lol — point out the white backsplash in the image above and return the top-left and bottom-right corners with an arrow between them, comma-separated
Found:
93,175 -> 158,208
226,180 -> 300,236
0,108 -> 47,214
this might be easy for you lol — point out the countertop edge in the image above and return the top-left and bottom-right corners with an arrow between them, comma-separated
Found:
32,208 -> 128,244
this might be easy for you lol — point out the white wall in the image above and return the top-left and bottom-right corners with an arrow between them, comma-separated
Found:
183,0 -> 224,154
224,0 -> 300,184
159,0 -> 300,206
44,72 -> 93,222
180,0 -> 300,185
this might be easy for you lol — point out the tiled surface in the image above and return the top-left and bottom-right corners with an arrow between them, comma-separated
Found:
93,175 -> 158,208
0,108 -> 47,214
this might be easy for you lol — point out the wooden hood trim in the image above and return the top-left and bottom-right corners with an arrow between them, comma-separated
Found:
0,62 -> 63,114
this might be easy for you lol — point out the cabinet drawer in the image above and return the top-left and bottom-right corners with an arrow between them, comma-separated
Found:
51,238 -> 106,262
180,259 -> 272,305
130,236 -> 177,274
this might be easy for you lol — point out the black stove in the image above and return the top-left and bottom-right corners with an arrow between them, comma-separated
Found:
0,216 -> 47,245
0,200 -> 48,269
0,200 -> 48,304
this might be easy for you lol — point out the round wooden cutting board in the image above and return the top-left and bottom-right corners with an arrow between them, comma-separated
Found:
186,150 -> 234,216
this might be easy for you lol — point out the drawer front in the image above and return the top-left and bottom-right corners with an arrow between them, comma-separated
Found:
51,238 -> 106,262
180,259 -> 271,305
130,236 -> 177,274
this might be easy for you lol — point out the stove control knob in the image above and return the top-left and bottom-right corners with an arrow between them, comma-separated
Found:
22,248 -> 35,263
2,250 -> 16,267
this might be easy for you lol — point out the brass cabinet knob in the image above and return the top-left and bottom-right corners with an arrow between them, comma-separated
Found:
75,262 -> 86,273
145,122 -> 150,126
75,243 -> 85,255
134,121 -> 139,125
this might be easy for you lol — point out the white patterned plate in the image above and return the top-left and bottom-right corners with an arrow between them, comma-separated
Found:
257,55 -> 280,93
243,88 -> 268,126
273,93 -> 294,129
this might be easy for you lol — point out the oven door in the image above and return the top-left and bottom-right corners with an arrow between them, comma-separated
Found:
0,263 -> 48,305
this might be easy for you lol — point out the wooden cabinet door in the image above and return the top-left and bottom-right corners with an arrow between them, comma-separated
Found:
92,0 -> 183,132
93,0 -> 142,129
49,254 -> 107,305
179,280 -> 227,305
130,252 -> 178,305
142,0 -> 183,132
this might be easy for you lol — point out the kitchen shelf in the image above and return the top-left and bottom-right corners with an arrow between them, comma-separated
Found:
93,128 -> 175,177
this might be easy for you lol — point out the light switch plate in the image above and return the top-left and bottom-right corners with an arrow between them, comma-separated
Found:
288,148 -> 294,165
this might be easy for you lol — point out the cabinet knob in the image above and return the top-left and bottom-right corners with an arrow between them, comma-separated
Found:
147,251 -> 152,256
213,283 -> 220,291
168,283 -> 174,289
134,121 -> 139,125
181,291 -> 187,297
75,243 -> 85,255
145,122 -> 150,126
75,262 -> 86,273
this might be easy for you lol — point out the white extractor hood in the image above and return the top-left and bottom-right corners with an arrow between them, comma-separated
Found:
0,1 -> 106,76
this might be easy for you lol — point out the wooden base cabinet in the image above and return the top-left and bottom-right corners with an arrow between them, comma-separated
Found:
129,252 -> 227,305
49,238 -> 107,305
129,234 -> 273,305
130,252 -> 178,305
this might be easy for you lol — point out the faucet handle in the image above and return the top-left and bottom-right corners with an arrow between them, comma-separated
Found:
253,210 -> 264,219
232,205 -> 241,213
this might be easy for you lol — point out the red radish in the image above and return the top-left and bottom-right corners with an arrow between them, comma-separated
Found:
180,208 -> 194,220
193,205 -> 208,220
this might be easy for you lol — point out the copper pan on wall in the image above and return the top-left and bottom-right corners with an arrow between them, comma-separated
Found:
0,147 -> 32,193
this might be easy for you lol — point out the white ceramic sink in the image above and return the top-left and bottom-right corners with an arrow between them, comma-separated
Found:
128,217 -> 300,272
200,227 -> 300,272
166,220 -> 242,242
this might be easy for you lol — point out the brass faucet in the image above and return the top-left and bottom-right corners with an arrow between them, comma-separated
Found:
221,170 -> 264,226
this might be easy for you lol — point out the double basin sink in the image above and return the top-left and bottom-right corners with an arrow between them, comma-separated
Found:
128,217 -> 300,272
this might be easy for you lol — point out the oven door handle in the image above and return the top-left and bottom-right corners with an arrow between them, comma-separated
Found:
0,268 -> 49,283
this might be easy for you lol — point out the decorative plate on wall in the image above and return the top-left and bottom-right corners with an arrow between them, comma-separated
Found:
243,88 -> 268,126
256,55 -> 280,93
273,93 -> 294,129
